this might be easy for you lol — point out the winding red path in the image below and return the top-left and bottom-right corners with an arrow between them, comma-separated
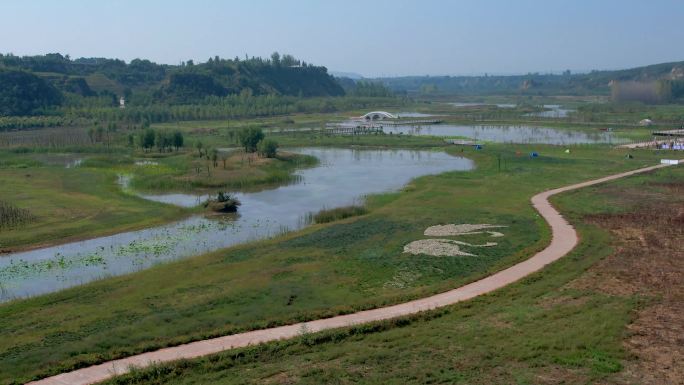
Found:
27,162 -> 677,385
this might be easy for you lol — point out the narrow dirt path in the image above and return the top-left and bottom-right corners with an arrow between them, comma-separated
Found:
27,162 -> 677,385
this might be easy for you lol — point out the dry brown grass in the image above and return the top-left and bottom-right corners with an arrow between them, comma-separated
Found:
569,182 -> 684,385
169,150 -> 307,190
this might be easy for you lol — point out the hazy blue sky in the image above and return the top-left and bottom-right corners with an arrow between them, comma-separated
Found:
1,0 -> 683,77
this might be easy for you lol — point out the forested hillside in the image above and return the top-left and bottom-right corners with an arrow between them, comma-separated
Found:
0,52 -> 345,116
164,54 -> 345,103
0,69 -> 63,115
378,61 -> 684,97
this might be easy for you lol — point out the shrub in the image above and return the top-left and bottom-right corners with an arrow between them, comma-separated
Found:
257,138 -> 278,158
313,205 -> 368,224
238,127 -> 264,153
205,192 -> 241,213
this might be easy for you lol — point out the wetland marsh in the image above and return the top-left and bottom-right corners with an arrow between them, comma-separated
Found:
0,147 -> 472,301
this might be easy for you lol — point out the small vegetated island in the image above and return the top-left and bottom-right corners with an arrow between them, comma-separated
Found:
128,125 -> 317,195
204,191 -> 241,213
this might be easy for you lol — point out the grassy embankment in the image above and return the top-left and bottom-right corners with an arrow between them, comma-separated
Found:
0,151 -> 186,252
104,165 -> 684,385
0,144 -> 315,251
125,150 -> 318,192
0,141 -> 675,384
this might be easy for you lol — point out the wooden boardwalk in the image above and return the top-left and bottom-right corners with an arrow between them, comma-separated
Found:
376,119 -> 443,126
653,129 -> 684,137
620,139 -> 684,149
619,140 -> 671,149
322,119 -> 443,135
324,123 -> 382,135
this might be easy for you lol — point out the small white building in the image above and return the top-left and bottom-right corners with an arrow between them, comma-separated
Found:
639,118 -> 653,126
119,97 -> 126,109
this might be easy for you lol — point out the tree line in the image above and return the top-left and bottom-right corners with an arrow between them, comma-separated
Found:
63,95 -> 403,125
0,52 -> 348,116
0,94 -> 404,131
136,128 -> 185,152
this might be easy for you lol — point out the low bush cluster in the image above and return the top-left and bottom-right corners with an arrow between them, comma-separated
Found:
313,205 -> 368,224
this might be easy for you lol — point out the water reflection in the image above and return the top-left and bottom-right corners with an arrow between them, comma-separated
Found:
381,124 -> 622,145
524,104 -> 575,118
0,147 -> 473,301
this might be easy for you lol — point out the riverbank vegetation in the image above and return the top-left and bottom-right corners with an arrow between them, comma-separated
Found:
103,166 -> 684,385
2,49 -> 683,385
0,200 -> 35,230
312,205 -> 368,224
0,165 -> 187,252
0,144 -> 676,384
0,134 -> 317,251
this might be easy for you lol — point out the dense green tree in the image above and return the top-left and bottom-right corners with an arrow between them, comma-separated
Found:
172,130 -> 184,151
155,130 -> 166,152
257,138 -> 278,158
281,54 -> 299,67
238,127 -> 265,153
0,69 -> 62,115
165,72 -> 228,102
270,52 -> 281,66
141,128 -> 155,151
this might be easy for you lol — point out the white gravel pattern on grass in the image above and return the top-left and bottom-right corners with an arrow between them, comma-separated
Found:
404,239 -> 474,256
424,223 -> 507,236
403,239 -> 498,257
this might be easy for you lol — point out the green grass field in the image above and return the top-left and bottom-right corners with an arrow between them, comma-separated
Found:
0,156 -> 187,251
103,165 -> 684,385
0,141 -> 676,384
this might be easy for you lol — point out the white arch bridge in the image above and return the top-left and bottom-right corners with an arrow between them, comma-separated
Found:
360,111 -> 398,121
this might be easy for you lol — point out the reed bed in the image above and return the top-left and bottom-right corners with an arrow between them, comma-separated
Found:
0,200 -> 35,230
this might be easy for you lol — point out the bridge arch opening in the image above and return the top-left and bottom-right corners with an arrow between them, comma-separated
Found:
361,111 -> 398,121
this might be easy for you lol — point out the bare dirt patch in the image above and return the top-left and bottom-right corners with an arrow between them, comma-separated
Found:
570,183 -> 684,385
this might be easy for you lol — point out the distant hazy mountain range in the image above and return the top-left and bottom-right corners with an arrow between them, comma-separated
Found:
330,71 -> 365,80
372,61 -> 684,97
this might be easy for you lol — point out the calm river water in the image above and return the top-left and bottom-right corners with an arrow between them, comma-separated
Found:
380,124 -> 622,145
0,147 -> 473,302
